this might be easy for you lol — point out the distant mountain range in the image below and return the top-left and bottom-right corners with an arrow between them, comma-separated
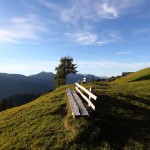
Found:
0,72 -> 105,100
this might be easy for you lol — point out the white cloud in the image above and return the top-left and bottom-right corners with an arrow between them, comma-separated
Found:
99,3 -> 118,18
39,0 -> 146,23
38,0 -> 146,46
0,59 -> 149,76
0,29 -> 17,43
0,15 -> 47,44
77,60 -> 150,70
39,0 -> 118,23
0,60 -> 59,75
0,28 -> 39,44
103,4 -> 118,17
65,31 -> 121,45
0,0 -> 146,45
65,32 -> 97,45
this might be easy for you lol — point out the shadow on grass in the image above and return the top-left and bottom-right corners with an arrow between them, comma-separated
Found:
119,94 -> 150,106
68,94 -> 150,149
50,104 -> 67,117
94,83 -> 109,89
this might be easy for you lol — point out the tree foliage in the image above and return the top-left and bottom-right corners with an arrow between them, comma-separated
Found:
54,56 -> 77,87
0,99 -> 13,112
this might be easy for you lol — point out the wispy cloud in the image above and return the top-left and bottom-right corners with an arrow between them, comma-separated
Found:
0,60 -> 59,75
0,0 -> 147,45
103,3 -> 118,17
39,0 -> 146,22
65,31 -> 121,45
38,0 -> 146,46
38,0 -> 119,24
0,58 -> 149,76
77,60 -> 150,70
0,15 -> 47,44
65,32 -> 97,45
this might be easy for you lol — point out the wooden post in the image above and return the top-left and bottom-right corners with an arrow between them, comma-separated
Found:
89,87 -> 92,99
88,87 -> 92,106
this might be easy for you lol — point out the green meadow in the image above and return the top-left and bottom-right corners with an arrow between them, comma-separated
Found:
114,67 -> 150,83
0,68 -> 150,149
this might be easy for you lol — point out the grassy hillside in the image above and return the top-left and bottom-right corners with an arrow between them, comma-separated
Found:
113,67 -> 150,83
0,80 -> 150,149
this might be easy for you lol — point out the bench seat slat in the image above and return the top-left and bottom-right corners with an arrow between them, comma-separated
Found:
71,90 -> 89,116
66,89 -> 80,117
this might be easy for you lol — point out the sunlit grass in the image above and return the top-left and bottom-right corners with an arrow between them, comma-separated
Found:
0,79 -> 150,149
113,67 -> 150,83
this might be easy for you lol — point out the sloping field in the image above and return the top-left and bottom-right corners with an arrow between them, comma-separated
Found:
0,80 -> 150,149
0,84 -> 81,149
114,67 -> 150,83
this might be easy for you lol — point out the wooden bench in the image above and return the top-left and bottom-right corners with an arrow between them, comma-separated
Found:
66,89 -> 89,117
66,83 -> 97,118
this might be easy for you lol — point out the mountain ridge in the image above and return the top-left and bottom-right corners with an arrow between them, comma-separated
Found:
0,72 -> 104,100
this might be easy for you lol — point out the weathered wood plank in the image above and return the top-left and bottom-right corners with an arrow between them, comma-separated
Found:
66,89 -> 80,117
75,83 -> 97,100
75,87 -> 95,110
71,90 -> 89,116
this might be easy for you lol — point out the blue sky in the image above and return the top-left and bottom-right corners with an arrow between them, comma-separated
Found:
0,0 -> 150,77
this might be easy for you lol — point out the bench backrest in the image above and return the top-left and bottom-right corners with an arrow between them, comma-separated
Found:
75,83 -> 97,110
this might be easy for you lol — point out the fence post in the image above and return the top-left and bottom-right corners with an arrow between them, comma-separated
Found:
88,87 -> 92,106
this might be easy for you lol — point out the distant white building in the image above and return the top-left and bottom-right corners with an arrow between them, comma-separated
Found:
81,77 -> 87,83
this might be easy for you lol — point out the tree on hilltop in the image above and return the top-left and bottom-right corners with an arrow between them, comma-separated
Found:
54,56 -> 78,87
